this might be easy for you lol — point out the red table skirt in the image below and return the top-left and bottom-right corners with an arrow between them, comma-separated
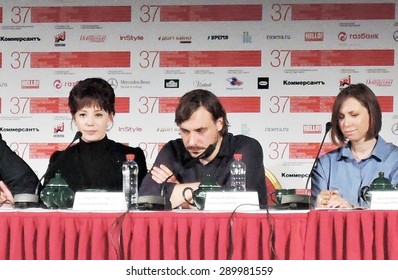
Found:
0,210 -> 307,260
304,210 -> 398,260
0,209 -> 397,260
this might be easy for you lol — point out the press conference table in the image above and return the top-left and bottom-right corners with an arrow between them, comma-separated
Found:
0,209 -> 397,260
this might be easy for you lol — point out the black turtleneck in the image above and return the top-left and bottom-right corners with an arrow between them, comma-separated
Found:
41,136 -> 147,194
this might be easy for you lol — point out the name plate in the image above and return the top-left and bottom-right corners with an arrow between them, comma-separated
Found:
73,191 -> 127,211
204,191 -> 259,211
370,191 -> 398,210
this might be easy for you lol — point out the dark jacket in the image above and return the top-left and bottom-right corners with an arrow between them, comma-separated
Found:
41,136 -> 147,194
140,133 -> 267,207
0,134 -> 40,194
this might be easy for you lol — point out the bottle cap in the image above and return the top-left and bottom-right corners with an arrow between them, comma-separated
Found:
233,153 -> 242,160
126,154 -> 135,161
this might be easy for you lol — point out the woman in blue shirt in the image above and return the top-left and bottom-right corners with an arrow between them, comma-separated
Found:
311,83 -> 398,208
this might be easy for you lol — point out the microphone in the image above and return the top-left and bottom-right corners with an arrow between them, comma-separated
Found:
276,122 -> 331,210
304,121 -> 332,192
160,144 -> 215,196
13,131 -> 82,208
138,144 -> 216,210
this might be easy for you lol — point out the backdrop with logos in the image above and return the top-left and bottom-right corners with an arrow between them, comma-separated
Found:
0,0 -> 397,192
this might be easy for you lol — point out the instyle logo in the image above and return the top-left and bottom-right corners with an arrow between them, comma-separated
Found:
304,32 -> 324,41
118,126 -> 143,133
120,35 -> 144,41
21,80 -> 40,89
303,125 -> 322,134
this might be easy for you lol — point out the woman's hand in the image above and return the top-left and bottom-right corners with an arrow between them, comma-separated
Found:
317,190 -> 353,209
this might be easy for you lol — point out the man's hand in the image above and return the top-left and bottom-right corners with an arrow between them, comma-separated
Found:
150,164 -> 179,184
0,181 -> 14,205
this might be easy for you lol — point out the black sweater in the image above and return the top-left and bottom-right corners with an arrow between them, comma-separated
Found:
0,134 -> 40,195
42,136 -> 147,194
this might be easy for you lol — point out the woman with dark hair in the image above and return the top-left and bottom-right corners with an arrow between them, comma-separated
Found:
311,83 -> 398,208
41,77 -> 147,194
140,89 -> 267,208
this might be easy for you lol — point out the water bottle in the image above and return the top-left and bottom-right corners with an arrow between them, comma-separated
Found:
122,154 -> 139,210
230,153 -> 246,191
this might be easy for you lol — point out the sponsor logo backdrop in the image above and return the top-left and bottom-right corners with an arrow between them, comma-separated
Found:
0,0 -> 397,191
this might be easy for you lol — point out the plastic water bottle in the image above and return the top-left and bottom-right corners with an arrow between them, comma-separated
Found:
230,153 -> 246,191
122,154 -> 139,210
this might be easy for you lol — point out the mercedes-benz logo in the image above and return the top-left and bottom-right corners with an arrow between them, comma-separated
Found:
393,30 -> 398,42
392,123 -> 398,135
107,78 -> 118,89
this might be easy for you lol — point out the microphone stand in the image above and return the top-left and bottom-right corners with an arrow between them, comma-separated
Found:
13,131 -> 82,208
138,144 -> 215,210
277,122 -> 331,210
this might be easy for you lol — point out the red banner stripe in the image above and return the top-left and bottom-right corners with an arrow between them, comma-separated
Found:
289,143 -> 337,159
290,96 -> 393,113
158,96 -> 260,113
291,3 -> 395,20
30,97 -> 130,113
31,6 -> 131,23
115,97 -> 130,113
160,4 -> 262,21
0,7 -> 2,23
160,51 -> 261,67
30,52 -> 131,68
291,50 -> 394,67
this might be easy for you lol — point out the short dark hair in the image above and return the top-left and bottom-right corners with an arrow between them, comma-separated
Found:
175,89 -> 229,135
330,83 -> 381,146
68,77 -> 115,116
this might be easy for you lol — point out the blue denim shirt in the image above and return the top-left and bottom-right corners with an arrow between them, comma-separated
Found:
311,136 -> 398,207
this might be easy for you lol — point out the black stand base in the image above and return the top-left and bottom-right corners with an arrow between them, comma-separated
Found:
137,195 -> 172,210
